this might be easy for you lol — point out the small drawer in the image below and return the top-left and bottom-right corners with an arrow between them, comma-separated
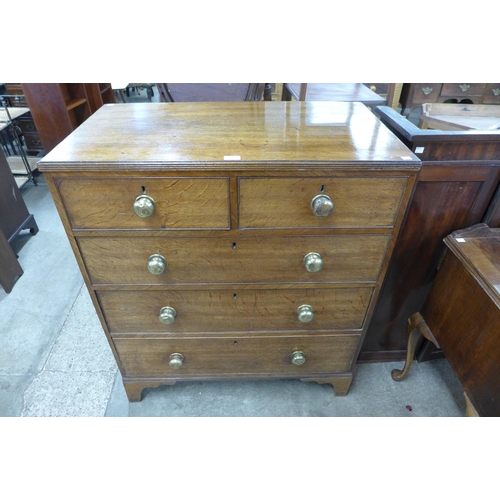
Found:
57,177 -> 230,229
113,334 -> 360,377
410,84 -> 441,104
23,133 -> 43,150
239,176 -> 408,229
79,234 -> 390,285
440,83 -> 486,97
482,84 -> 500,104
98,286 -> 374,333
16,117 -> 38,134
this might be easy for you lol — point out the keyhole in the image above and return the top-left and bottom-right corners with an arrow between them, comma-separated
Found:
320,185 -> 326,192
233,294 -> 237,299
141,186 -> 146,194
234,341 -> 238,346
232,242 -> 237,249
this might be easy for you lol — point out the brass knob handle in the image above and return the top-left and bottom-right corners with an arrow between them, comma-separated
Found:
303,252 -> 323,272
311,194 -> 334,218
297,304 -> 314,323
169,353 -> 184,369
147,254 -> 167,275
133,194 -> 156,218
291,351 -> 306,365
159,306 -> 177,325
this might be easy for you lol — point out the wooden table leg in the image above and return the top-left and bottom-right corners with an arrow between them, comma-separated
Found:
392,312 -> 440,381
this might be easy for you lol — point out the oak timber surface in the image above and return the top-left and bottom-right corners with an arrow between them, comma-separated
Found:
38,102 -> 420,168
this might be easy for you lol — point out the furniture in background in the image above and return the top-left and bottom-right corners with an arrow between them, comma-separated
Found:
392,224 -> 500,417
111,83 -> 128,103
3,84 -> 43,156
39,101 -> 420,402
0,99 -> 38,187
155,83 -> 265,102
126,84 -> 155,102
399,83 -> 500,117
21,83 -> 114,154
419,103 -> 500,131
280,83 -> 402,110
0,147 -> 38,293
360,106 -> 500,363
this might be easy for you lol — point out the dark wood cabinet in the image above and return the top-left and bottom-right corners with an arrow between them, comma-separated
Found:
359,106 -> 500,362
21,83 -> 114,154
393,224 -> 500,416
0,148 -> 38,293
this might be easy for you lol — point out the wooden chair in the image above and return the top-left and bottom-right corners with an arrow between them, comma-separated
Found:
281,83 -> 402,110
156,83 -> 265,102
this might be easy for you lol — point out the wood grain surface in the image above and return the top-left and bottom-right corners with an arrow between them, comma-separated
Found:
98,287 -> 373,333
78,234 -> 390,285
113,334 -> 360,377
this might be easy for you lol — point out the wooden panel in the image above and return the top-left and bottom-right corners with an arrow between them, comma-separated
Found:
362,178 -> 485,357
440,83 -> 486,97
408,84 -> 441,104
239,177 -> 408,228
482,84 -> 500,104
57,177 -> 230,229
422,245 -> 500,416
98,287 -> 373,333
113,334 -> 361,377
79,234 -> 390,285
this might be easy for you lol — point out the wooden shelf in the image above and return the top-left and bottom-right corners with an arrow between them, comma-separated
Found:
65,98 -> 87,111
21,83 -> 114,153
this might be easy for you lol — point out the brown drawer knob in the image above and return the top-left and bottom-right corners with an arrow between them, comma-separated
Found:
303,252 -> 323,272
291,351 -> 306,365
159,306 -> 177,325
133,194 -> 156,218
147,254 -> 167,275
169,353 -> 184,369
311,194 -> 334,217
297,304 -> 314,323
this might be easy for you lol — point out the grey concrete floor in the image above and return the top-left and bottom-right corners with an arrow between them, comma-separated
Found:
0,90 -> 467,417
0,174 -> 467,417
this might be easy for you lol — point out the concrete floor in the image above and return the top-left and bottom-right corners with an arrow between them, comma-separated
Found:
0,88 -> 467,417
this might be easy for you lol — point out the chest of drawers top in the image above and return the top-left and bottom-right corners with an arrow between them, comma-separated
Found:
38,101 -> 420,170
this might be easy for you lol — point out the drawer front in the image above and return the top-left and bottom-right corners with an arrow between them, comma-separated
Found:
57,177 -> 230,229
79,234 -> 390,285
16,117 -> 38,134
98,287 -> 373,333
113,334 -> 360,377
482,84 -> 500,104
409,84 -> 441,104
440,83 -> 486,97
23,133 -> 43,150
239,177 -> 408,228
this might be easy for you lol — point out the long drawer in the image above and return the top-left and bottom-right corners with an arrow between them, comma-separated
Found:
98,287 -> 373,333
113,334 -> 361,377
79,234 -> 390,285
239,176 -> 408,228
57,177 -> 230,229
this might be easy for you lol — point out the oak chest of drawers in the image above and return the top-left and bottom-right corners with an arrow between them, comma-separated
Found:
39,101 -> 420,402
